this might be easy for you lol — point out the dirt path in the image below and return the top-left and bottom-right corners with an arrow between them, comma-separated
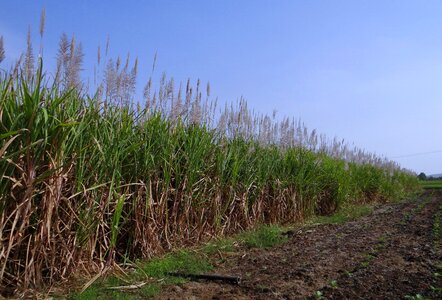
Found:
156,191 -> 442,300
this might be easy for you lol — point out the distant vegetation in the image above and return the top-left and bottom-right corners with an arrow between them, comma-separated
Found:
417,173 -> 442,189
0,11 -> 419,295
419,180 -> 442,189
418,172 -> 442,180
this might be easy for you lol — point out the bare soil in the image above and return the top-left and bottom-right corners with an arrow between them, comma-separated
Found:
156,191 -> 442,299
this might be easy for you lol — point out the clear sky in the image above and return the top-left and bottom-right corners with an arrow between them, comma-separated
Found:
1,1 -> 442,175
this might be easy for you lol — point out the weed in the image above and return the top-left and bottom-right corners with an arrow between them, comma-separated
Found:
71,285 -> 100,300
378,235 -> 386,243
310,204 -> 373,225
139,250 -> 213,278
404,294 -> 430,300
357,234 -> 388,270
72,286 -> 135,300
256,284 -> 272,293
240,225 -> 288,249
314,290 -> 324,299
360,261 -> 370,268
139,283 -> 161,297
203,238 -> 236,254
73,251 -> 210,299
329,280 -> 338,288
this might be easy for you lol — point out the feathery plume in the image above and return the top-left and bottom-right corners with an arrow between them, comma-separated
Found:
67,36 -> 84,89
158,72 -> 166,112
56,32 -> 69,85
132,57 -> 138,77
105,35 -> 110,56
24,26 -> 34,82
123,55 -> 138,104
124,53 -> 130,71
190,95 -> 202,125
171,83 -> 183,120
116,56 -> 121,71
102,54 -> 137,106
104,58 -> 116,102
38,8 -> 46,56
0,36 -> 5,63
130,57 -> 138,101
206,81 -> 211,97
39,8 -> 46,38
55,33 -> 83,90
94,64 -> 97,86
11,55 -> 23,81
152,51 -> 157,73
97,45 -> 101,65
144,77 -> 152,109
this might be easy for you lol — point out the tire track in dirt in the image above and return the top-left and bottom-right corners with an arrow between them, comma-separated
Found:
156,192 -> 441,300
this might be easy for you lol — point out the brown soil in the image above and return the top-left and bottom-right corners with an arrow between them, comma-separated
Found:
156,191 -> 442,300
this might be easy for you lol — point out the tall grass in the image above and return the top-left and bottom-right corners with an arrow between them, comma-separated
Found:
0,42 -> 419,295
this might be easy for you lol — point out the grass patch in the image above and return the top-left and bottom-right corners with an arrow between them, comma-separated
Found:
71,284 -> 135,300
309,204 -> 373,225
203,238 -> 236,254
420,180 -> 442,189
239,224 -> 288,249
204,225 -> 290,253
139,283 -> 161,298
72,250 -> 212,299
70,224 -> 289,299
71,285 -> 101,300
70,274 -> 138,300
138,250 -> 213,278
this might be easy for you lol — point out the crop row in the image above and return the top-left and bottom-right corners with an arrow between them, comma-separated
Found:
0,57 -> 419,294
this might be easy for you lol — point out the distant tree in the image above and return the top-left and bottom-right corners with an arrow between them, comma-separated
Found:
418,172 -> 427,180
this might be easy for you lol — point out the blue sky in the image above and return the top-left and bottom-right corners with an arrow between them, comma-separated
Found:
1,1 -> 442,174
